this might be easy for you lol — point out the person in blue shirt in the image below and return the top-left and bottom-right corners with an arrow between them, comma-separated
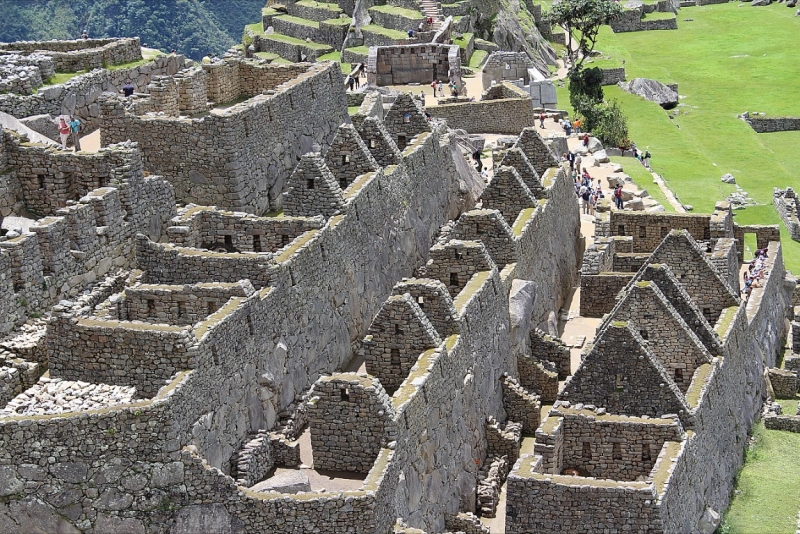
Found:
68,116 -> 82,152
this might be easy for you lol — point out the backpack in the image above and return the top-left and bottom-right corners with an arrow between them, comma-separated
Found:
645,151 -> 651,159
615,188 -> 622,199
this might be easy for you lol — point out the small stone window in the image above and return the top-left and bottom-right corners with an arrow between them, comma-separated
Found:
339,178 -> 348,190
475,223 -> 482,234
224,235 -> 233,248
450,272 -> 459,287
639,226 -> 647,238
660,227 -> 668,238
617,224 -> 625,235
369,139 -> 377,149
615,373 -> 624,392
674,368 -> 683,382
146,299 -> 155,315
703,308 -> 712,321
340,388 -> 350,401
281,234 -> 290,246
247,314 -> 255,335
417,296 -> 424,308
703,227 -> 710,240
207,300 -> 219,315
342,154 -> 350,165
37,175 -> 46,190
395,324 -> 403,335
177,300 -> 185,318
391,348 -> 401,368
639,329 -> 648,340
582,442 -> 592,459
641,444 -> 651,462
307,178 -> 315,190
612,442 -> 622,461
252,234 -> 262,253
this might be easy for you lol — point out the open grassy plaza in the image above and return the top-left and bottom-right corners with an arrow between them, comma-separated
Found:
574,2 -> 800,271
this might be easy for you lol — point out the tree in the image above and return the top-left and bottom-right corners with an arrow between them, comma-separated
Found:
545,0 -> 622,71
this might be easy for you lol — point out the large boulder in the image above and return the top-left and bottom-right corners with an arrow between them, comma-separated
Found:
593,149 -> 609,163
250,470 -> 311,494
626,197 -> 645,211
752,0 -> 771,6
721,173 -> 736,184
587,137 -> 603,152
619,78 -> 679,109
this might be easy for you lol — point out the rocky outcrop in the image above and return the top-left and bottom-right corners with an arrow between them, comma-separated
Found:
619,78 -> 678,109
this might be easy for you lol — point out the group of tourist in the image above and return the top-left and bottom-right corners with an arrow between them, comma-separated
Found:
573,169 -> 603,215
560,117 -> 583,137
430,79 -> 463,98
409,17 -> 436,37
55,115 -> 82,151
742,248 -> 769,298
345,65 -> 366,92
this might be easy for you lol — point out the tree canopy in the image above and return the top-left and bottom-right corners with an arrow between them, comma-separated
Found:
545,0 -> 623,71
0,0 -> 264,60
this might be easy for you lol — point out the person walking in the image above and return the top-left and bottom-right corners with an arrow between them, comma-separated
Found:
68,116 -> 82,152
437,80 -> 443,97
580,183 -> 591,214
643,148 -> 651,169
574,154 -> 582,175
574,118 -> 581,134
57,117 -> 70,150
539,112 -> 545,129
567,151 -> 576,173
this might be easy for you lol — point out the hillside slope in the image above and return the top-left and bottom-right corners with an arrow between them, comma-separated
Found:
0,0 -> 264,59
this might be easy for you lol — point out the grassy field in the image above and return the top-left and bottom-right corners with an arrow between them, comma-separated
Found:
609,156 -> 675,212
721,422 -> 800,534
585,2 -> 800,271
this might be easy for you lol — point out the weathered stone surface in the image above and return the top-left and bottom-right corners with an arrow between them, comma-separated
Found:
619,78 -> 679,109
721,173 -> 736,184
509,279 -> 537,357
173,504 -> 246,534
250,470 -> 311,494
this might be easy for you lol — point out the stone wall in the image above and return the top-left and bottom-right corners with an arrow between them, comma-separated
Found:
308,374 -> 395,472
0,53 -> 184,132
601,67 -> 626,85
368,44 -> 461,87
580,272 -> 634,317
100,61 -> 348,214
0,133 -> 175,334
773,187 -> 800,242
0,38 -> 142,72
746,116 -> 800,133
428,90 -> 536,134
165,206 -> 323,252
481,51 -> 534,90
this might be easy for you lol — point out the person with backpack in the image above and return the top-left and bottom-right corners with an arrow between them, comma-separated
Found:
580,184 -> 591,214
614,185 -> 624,209
643,148 -> 651,169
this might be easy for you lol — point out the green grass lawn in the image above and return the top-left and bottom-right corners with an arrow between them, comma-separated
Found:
589,2 -> 800,271
368,4 -> 424,19
275,14 -> 320,28
610,156 -> 675,212
722,422 -> 800,534
361,24 -> 409,39
469,49 -> 488,69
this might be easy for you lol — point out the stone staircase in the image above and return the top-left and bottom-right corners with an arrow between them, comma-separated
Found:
420,0 -> 444,30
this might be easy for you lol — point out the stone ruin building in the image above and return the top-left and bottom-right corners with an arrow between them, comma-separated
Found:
0,35 -> 795,534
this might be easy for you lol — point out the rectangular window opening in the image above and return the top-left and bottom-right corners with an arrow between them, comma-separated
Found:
639,226 -> 646,238
307,178 -> 315,190
617,225 -> 625,235
391,348 -> 401,368
207,300 -> 219,315
341,388 -> 350,401
582,442 -> 592,459
449,272 -> 459,287
252,234 -> 262,253
612,442 -> 622,461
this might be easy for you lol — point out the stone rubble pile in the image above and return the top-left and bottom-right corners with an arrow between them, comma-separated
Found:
0,377 -> 136,415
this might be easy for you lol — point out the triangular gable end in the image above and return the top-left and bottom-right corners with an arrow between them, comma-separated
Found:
480,165 -> 537,225
559,322 -> 690,420
647,230 -> 739,325
323,124 -> 379,190
637,263 -> 722,356
363,294 -> 442,391
604,281 -> 714,392
282,153 -> 345,217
